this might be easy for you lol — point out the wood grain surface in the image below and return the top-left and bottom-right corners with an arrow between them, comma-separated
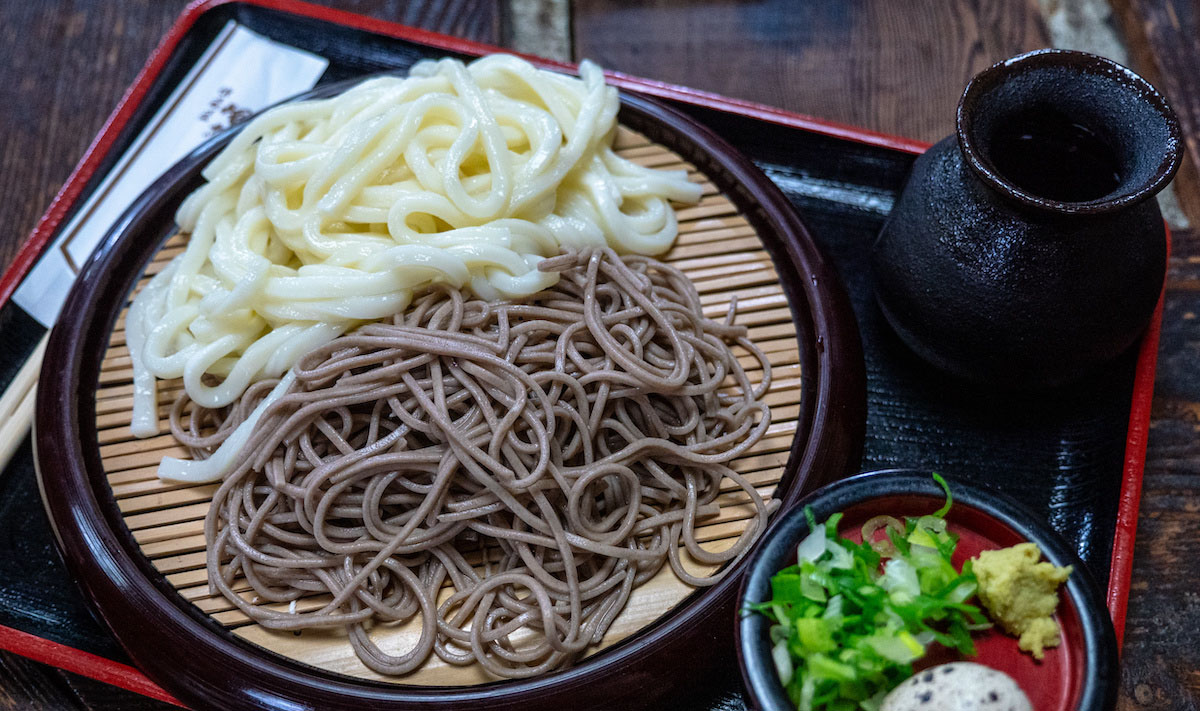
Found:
573,0 -> 1050,146
1119,221 -> 1200,710
0,0 -> 1197,709
1112,0 -> 1200,225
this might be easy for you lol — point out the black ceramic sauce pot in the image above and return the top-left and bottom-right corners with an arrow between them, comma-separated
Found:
872,49 -> 1181,386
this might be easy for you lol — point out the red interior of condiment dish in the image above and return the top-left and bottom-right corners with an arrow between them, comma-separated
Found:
837,495 -> 1084,711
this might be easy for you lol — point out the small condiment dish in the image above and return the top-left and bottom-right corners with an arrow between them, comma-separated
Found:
736,469 -> 1118,711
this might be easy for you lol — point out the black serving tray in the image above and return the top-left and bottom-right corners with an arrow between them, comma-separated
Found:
0,1 -> 1156,707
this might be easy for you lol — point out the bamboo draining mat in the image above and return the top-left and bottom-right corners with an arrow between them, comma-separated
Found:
94,127 -> 804,685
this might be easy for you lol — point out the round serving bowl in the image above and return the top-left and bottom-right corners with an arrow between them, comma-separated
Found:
35,74 -> 866,710
737,469 -> 1119,711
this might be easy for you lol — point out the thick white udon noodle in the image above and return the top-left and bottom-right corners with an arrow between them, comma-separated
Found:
127,55 -> 701,438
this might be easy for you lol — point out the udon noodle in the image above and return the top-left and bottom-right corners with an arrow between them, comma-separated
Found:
175,249 -> 772,678
128,54 -> 702,437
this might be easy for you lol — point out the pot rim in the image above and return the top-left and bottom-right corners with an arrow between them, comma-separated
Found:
956,48 -> 1181,216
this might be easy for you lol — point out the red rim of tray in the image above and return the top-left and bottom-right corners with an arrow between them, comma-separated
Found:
0,0 -> 1162,702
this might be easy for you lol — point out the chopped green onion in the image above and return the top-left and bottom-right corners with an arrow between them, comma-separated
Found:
773,639 -> 795,686
746,475 -> 990,710
931,472 -> 953,517
797,526 -> 828,563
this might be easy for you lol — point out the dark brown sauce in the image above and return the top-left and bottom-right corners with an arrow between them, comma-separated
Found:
988,110 -> 1121,202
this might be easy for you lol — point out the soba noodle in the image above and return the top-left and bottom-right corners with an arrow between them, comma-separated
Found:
127,55 -> 701,438
175,249 -> 772,678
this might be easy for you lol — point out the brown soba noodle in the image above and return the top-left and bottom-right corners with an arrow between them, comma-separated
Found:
172,248 -> 774,679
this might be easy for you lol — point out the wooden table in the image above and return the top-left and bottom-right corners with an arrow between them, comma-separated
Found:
1,1 -> 1196,708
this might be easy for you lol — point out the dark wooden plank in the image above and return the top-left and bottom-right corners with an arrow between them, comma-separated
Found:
1112,0 -> 1200,225
1112,4 -> 1200,701
0,648 -> 178,710
0,650 -> 82,711
0,0 -> 500,287
54,670 -> 179,711
0,0 -> 183,280
1116,225 -> 1200,709
335,0 -> 501,44
502,0 -> 571,59
572,0 -> 1050,146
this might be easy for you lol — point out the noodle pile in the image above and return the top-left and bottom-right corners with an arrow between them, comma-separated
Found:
127,54 -> 701,437
177,249 -> 773,678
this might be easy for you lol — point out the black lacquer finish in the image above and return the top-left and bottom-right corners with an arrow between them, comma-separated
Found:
737,470 -> 1119,711
873,49 -> 1181,386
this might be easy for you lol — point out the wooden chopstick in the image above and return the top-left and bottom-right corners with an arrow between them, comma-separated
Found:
0,333 -> 49,470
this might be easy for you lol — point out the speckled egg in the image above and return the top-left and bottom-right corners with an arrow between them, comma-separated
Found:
880,662 -> 1033,711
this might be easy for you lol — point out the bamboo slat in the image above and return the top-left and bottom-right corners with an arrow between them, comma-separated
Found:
92,127 -> 804,685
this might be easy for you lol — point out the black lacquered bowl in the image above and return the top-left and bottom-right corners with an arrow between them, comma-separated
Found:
35,79 -> 866,711
737,469 -> 1119,711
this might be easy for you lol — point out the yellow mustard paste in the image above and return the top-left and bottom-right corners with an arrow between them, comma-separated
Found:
972,542 -> 1072,659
